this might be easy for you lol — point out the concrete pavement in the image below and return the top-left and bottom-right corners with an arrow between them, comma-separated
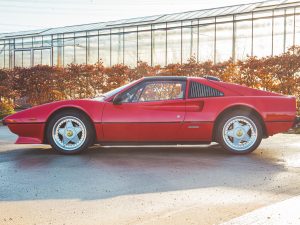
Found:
0,126 -> 300,225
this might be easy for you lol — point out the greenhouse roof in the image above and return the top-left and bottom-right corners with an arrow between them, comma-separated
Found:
0,0 -> 299,39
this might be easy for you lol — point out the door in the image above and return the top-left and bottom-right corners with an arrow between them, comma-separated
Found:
181,80 -> 224,141
101,80 -> 186,142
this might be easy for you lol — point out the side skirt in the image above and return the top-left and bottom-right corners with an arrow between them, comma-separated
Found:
95,141 -> 212,146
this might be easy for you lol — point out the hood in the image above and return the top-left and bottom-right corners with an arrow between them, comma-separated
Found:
4,99 -> 105,124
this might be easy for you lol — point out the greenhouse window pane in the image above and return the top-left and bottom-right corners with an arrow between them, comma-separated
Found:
124,31 -> 137,67
274,9 -> 285,16
216,22 -> 233,62
198,18 -> 215,25
182,26 -> 192,63
226,5 -> 245,15
75,37 -> 87,64
53,37 -> 63,67
152,28 -> 166,66
216,15 -> 234,23
87,36 -> 98,64
253,18 -> 272,57
33,49 -> 42,65
235,20 -> 252,60
0,44 -> 4,68
22,37 -> 32,49
167,21 -> 181,29
99,35 -> 110,66
285,8 -> 295,15
200,8 -> 219,18
75,32 -> 86,37
64,37 -> 75,66
22,50 -> 31,67
42,49 -> 51,66
33,36 -> 42,48
42,36 -> 52,47
167,27 -> 181,64
206,7 -> 226,17
138,30 -> 151,65
198,24 -> 215,62
177,11 -> 198,21
14,51 -> 22,67
111,32 -> 124,65
15,38 -> 23,49
182,23 -> 198,63
4,44 -> 10,68
9,42 -> 14,68
191,10 -> 210,19
253,11 -> 273,19
235,12 -> 252,20
285,15 -> 295,52
295,14 -> 300,46
273,16 -> 284,55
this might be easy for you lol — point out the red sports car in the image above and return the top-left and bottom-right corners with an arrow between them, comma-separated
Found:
2,76 -> 300,154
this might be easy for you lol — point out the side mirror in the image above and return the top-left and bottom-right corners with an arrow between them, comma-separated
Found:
112,94 -> 123,105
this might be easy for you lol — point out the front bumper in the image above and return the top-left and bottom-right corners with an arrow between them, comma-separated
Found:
293,116 -> 300,128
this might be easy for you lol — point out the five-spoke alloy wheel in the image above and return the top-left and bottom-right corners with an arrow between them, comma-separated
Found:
216,110 -> 263,154
47,110 -> 94,154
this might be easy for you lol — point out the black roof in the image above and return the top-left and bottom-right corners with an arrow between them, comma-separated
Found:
143,75 -> 221,82
143,76 -> 187,81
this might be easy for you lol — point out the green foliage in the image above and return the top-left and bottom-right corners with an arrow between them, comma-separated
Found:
0,100 -> 15,119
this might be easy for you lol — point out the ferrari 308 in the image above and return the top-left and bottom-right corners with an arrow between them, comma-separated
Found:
2,76 -> 299,154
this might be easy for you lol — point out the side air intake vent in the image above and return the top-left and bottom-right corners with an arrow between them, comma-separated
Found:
189,81 -> 224,98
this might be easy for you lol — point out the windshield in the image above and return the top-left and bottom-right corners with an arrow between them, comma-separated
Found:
93,80 -> 138,101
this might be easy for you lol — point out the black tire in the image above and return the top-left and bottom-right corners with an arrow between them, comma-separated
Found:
46,110 -> 95,154
215,110 -> 263,154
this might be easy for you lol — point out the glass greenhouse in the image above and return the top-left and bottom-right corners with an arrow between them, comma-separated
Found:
1,0 -> 300,68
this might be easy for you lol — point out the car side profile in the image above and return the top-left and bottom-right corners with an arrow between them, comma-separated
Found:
2,76 -> 300,154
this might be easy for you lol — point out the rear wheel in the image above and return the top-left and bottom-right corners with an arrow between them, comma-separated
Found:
215,110 -> 263,154
47,110 -> 94,154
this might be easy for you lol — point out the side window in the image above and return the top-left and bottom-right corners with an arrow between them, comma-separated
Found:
119,80 -> 186,103
119,85 -> 144,103
188,81 -> 224,98
138,81 -> 185,102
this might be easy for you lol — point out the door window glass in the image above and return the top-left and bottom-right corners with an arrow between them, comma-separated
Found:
120,80 -> 186,103
119,85 -> 144,103
139,81 -> 185,102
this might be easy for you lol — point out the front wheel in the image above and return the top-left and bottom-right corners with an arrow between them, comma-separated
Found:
47,110 -> 94,154
215,111 -> 263,154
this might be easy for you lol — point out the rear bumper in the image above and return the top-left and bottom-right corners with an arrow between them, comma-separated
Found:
293,116 -> 300,128
265,121 -> 294,136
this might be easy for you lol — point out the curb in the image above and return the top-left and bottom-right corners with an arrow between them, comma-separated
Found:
221,195 -> 300,225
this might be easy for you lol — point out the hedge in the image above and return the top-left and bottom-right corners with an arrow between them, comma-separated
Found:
0,46 -> 299,115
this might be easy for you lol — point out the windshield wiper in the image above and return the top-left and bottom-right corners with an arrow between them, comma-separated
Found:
94,94 -> 106,99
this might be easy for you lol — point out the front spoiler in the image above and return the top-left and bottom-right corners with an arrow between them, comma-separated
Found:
293,116 -> 300,128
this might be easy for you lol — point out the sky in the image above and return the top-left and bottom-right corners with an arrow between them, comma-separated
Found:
0,0 -> 267,33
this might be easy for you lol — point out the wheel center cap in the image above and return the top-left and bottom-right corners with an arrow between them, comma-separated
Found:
66,130 -> 73,137
236,129 -> 243,137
